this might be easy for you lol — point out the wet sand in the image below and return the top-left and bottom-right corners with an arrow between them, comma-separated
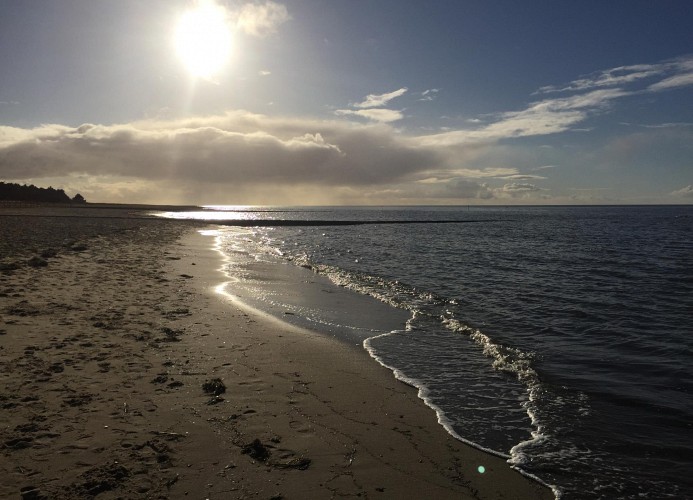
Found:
0,206 -> 552,499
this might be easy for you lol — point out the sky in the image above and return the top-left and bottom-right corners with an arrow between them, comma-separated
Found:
0,0 -> 691,205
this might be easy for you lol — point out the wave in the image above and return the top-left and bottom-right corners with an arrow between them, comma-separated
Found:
281,243 -> 560,496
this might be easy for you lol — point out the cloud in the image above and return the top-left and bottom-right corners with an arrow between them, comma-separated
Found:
234,1 -> 290,37
421,167 -> 519,180
536,64 -> 664,94
259,70 -> 271,76
499,174 -> 546,181
419,89 -> 439,102
0,110 -> 562,205
648,57 -> 693,91
648,72 -> 693,92
353,88 -> 408,108
336,87 -> 409,122
375,178 -> 494,202
0,112 -> 440,192
535,56 -> 693,95
497,182 -> 544,197
0,112 -> 542,204
334,108 -> 404,123
639,122 -> 693,129
4,55 -> 690,205
420,180 -> 548,202
416,88 -> 626,147
671,185 -> 693,198
416,178 -> 494,199
349,57 -> 689,146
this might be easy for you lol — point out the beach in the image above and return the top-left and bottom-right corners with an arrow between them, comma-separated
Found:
0,206 -> 551,499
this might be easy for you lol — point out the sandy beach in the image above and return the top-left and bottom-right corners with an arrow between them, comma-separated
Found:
0,207 -> 551,499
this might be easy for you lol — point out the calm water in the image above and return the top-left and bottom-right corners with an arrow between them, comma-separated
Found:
174,206 -> 693,498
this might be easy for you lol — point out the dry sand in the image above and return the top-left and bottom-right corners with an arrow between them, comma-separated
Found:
0,208 -> 552,499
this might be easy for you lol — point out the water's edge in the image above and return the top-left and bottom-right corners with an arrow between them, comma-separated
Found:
205,227 -> 560,498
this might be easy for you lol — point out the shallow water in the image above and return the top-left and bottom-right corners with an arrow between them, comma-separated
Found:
178,205 -> 693,499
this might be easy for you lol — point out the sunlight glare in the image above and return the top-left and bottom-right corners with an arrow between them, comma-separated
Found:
175,1 -> 232,80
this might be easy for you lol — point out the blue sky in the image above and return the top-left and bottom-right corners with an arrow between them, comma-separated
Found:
0,0 -> 691,204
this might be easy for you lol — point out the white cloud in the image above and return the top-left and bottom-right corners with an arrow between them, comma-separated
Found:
353,88 -> 408,108
416,88 -> 627,147
535,56 -> 693,96
671,185 -> 693,198
334,108 -> 404,123
234,1 -> 290,37
638,122 -> 693,129
648,72 -> 693,92
259,70 -> 271,76
419,89 -> 439,102
536,64 -> 664,94
648,57 -> 693,91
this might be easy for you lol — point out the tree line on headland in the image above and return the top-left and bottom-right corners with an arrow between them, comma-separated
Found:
0,182 -> 86,204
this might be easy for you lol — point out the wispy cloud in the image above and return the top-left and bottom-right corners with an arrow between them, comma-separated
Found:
336,86 -> 408,122
353,88 -> 408,108
499,174 -> 546,181
419,88 -> 439,102
234,1 -> 290,37
648,72 -> 693,92
422,167 -> 519,180
259,70 -> 272,76
334,108 -> 404,123
621,121 -> 693,129
536,56 -> 693,95
416,88 -> 627,147
414,55 -> 693,147
535,64 -> 663,94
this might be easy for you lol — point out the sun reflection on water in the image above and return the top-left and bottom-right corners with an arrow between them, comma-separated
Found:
152,210 -> 262,221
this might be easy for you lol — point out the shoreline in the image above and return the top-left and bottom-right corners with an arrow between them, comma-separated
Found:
204,225 -> 557,488
0,212 -> 552,498
175,227 -> 555,498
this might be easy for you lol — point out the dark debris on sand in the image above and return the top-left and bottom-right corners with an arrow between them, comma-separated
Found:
202,378 -> 226,396
242,439 -> 271,462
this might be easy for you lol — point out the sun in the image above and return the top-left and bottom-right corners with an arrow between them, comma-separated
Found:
175,1 -> 232,80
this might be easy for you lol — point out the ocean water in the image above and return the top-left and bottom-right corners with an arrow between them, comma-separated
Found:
166,206 -> 693,498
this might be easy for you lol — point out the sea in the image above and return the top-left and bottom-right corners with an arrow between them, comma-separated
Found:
160,205 -> 693,499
